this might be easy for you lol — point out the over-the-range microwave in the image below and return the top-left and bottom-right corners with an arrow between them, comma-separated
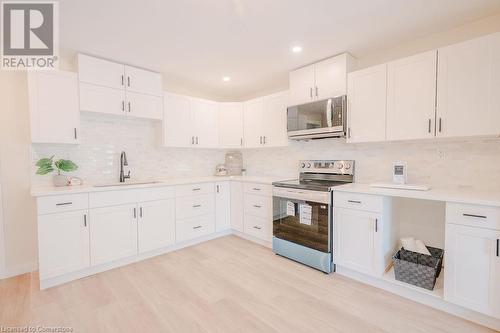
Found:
287,95 -> 347,140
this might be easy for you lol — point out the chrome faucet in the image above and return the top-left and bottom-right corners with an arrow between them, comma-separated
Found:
119,151 -> 130,183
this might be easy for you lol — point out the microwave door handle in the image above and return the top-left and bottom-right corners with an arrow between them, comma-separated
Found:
326,99 -> 333,127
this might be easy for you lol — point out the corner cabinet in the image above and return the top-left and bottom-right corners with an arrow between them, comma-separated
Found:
78,54 -> 163,120
218,103 -> 244,148
28,70 -> 80,144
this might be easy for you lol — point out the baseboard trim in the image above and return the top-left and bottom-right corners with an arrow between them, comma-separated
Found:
1,261 -> 38,280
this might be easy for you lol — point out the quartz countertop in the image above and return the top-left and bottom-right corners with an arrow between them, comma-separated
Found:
31,175 -> 282,197
333,183 -> 500,207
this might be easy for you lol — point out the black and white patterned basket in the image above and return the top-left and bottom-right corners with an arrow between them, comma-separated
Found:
392,246 -> 444,291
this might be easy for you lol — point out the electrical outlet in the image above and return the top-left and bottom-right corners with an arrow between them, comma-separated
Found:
437,149 -> 445,159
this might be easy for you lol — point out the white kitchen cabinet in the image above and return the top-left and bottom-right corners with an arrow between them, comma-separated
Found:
176,214 -> 216,242
335,208 -> 382,277
386,51 -> 437,141
215,182 -> 231,231
230,181 -> 244,232
126,92 -> 163,120
242,182 -> 272,242
163,93 -> 192,147
347,64 -> 387,143
137,199 -> 175,253
289,53 -> 354,106
218,103 -> 244,148
243,92 -> 288,148
77,54 -> 125,89
191,98 -> 218,148
79,83 -> 126,116
124,65 -> 162,96
28,70 -> 80,144
38,210 -> 89,280
90,204 -> 138,266
437,32 -> 500,138
444,223 -> 500,318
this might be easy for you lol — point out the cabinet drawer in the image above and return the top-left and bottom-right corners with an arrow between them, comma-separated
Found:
446,203 -> 500,230
176,214 -> 215,242
175,183 -> 214,197
244,214 -> 271,241
244,194 -> 271,218
243,182 -> 272,196
176,194 -> 215,220
332,192 -> 383,213
37,193 -> 89,215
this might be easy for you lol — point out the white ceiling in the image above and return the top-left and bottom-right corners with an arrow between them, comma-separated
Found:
60,0 -> 500,100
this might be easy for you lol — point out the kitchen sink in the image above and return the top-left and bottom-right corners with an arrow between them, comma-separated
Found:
93,180 -> 162,188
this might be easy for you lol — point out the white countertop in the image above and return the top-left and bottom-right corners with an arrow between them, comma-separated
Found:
333,183 -> 500,207
30,175 -> 280,197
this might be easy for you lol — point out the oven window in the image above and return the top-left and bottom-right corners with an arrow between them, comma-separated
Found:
273,196 -> 329,252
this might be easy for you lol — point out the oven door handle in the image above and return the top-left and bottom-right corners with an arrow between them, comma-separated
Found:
326,98 -> 333,128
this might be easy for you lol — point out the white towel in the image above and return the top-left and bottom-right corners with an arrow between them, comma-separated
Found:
401,237 -> 417,252
415,239 -> 431,255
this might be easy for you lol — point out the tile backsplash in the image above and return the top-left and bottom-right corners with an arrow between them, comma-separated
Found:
31,113 -> 500,191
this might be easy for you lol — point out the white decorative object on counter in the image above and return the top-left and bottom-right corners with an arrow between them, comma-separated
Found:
225,151 -> 243,175
392,161 -> 407,184
214,164 -> 228,176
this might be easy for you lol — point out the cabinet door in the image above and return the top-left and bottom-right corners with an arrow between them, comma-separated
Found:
126,92 -> 163,120
335,208 -> 380,276
314,54 -> 350,100
218,103 -> 244,148
444,224 -> 499,317
80,83 -> 126,116
192,98 -> 218,148
263,92 -> 288,147
215,182 -> 231,232
77,54 -> 125,89
386,51 -> 437,141
289,65 -> 315,106
90,204 -> 138,266
230,181 -> 244,232
347,64 -> 387,143
243,98 -> 264,148
163,93 -> 192,147
124,65 -> 162,97
138,199 -> 175,253
437,32 -> 500,138
28,71 -> 80,144
38,210 -> 89,279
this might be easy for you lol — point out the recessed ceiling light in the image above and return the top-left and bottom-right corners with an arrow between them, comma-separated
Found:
292,45 -> 303,53
222,76 -> 231,82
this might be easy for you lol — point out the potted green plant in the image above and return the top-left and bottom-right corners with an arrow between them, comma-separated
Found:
36,156 -> 78,187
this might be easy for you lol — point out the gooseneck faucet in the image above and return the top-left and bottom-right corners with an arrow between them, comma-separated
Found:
119,151 -> 131,183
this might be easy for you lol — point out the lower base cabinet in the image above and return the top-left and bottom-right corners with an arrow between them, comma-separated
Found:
244,214 -> 270,241
138,199 -> 175,253
38,210 -> 90,280
90,203 -> 138,266
176,214 -> 216,242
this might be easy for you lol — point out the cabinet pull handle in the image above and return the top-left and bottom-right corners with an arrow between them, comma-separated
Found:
84,214 -> 87,227
191,136 -> 194,145
309,87 -> 313,99
127,76 -> 130,87
74,128 -> 77,140
196,136 -> 199,145
315,86 -> 318,97
122,100 -> 125,111
463,213 -> 487,219
253,188 -> 261,191
128,101 -> 131,112
259,136 -> 262,144
193,204 -> 202,208
253,205 -> 261,208
375,218 -> 378,232
347,200 -> 361,204
348,127 -> 351,139
216,185 -> 220,193
192,188 -> 201,191
428,119 -> 432,133
193,225 -> 202,229
438,118 -> 442,133
140,207 -> 143,218
133,207 -> 136,218
121,75 -> 124,86
253,226 -> 262,230
56,202 -> 72,206
497,239 -> 499,257
240,138 -> 243,146
263,136 -> 267,144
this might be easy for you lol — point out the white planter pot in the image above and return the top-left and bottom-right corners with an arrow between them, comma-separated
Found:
53,175 -> 69,187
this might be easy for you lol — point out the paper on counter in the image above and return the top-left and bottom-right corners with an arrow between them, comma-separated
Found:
299,204 -> 312,225
286,201 -> 295,216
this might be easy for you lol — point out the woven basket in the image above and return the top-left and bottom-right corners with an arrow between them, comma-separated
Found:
392,246 -> 444,290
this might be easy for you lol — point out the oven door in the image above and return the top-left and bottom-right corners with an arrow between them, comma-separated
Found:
273,188 -> 331,253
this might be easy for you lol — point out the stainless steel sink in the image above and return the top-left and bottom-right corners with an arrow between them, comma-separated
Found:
93,180 -> 161,188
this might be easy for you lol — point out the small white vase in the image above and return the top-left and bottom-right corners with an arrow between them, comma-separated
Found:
53,174 -> 69,187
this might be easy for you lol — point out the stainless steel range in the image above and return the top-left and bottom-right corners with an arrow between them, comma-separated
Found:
272,160 -> 354,273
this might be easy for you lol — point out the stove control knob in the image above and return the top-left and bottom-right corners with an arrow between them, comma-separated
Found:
301,163 -> 306,168
344,163 -> 351,170
306,163 -> 311,168
337,162 -> 344,169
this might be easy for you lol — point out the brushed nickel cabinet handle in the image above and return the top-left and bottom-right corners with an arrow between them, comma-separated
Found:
193,225 -> 202,229
191,136 -> 194,145
428,119 -> 432,133
315,86 -> 318,97
375,218 -> 378,232
438,118 -> 442,133
253,205 -> 261,208
196,136 -> 199,145
309,87 -> 313,99
133,207 -> 137,218
128,101 -> 131,112
216,185 -> 220,193
192,188 -> 201,191
122,101 -> 125,111
193,204 -> 202,208
253,226 -> 262,230
463,213 -> 487,219
74,128 -> 77,140
253,188 -> 261,191
121,75 -> 124,86
127,76 -> 130,87
497,239 -> 499,257
83,214 -> 87,227
347,200 -> 361,204
140,207 -> 143,218
240,138 -> 243,146
56,202 -> 72,206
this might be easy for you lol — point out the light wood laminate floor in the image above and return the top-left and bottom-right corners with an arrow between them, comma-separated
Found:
0,235 -> 495,333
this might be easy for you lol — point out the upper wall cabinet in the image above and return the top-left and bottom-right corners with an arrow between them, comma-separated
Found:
218,103 -> 244,148
163,93 -> 218,148
436,32 -> 500,138
243,91 -> 288,148
347,64 -> 387,143
78,54 -> 163,120
28,70 -> 80,144
289,53 -> 355,106
386,50 -> 437,141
